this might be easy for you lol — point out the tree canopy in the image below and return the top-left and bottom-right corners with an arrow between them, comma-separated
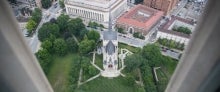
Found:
57,14 -> 70,33
41,0 -> 52,9
87,30 -> 100,42
59,0 -> 65,8
41,40 -> 53,53
173,26 -> 192,35
66,37 -> 78,53
38,23 -> 60,42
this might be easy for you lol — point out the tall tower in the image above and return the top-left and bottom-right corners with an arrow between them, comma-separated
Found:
101,10 -> 120,77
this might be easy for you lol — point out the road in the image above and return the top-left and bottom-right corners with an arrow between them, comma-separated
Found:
170,0 -> 188,16
26,0 -> 191,52
27,2 -> 62,53
161,50 -> 181,60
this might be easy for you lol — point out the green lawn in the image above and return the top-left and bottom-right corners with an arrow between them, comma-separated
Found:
76,76 -> 137,92
118,43 -> 141,53
95,54 -> 103,69
47,54 -> 80,92
156,57 -> 178,92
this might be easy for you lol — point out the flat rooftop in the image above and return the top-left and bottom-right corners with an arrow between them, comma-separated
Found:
159,15 -> 195,38
103,31 -> 117,40
117,4 -> 164,30
66,0 -> 117,9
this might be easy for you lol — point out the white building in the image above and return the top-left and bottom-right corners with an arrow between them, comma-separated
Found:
101,31 -> 120,77
65,0 -> 127,27
156,16 -> 195,45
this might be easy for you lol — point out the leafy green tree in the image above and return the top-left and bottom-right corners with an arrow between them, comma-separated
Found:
99,24 -> 104,28
41,0 -> 52,9
41,40 -> 53,53
38,23 -> 60,42
8,0 -> 17,4
142,44 -> 162,66
174,26 -> 192,35
31,8 -> 42,23
68,18 -> 86,36
79,38 -> 95,54
57,14 -> 70,33
88,21 -> 99,28
26,19 -> 37,34
53,39 -> 68,56
49,18 -> 57,24
134,84 -> 146,92
117,27 -> 125,34
47,34 -> 56,42
135,0 -> 143,4
66,37 -> 78,53
63,31 -> 72,40
59,0 -> 65,8
169,40 -> 175,48
79,29 -> 88,40
87,30 -> 100,42
133,32 -> 145,39
35,49 -> 52,74
124,54 -> 144,72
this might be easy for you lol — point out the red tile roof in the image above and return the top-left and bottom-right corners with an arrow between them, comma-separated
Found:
117,4 -> 164,30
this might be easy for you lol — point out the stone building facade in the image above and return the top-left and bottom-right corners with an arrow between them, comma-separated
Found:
143,0 -> 178,15
65,0 -> 127,27
116,4 -> 164,36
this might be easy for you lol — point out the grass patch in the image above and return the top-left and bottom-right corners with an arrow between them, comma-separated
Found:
76,76 -> 137,92
47,53 -> 79,92
155,56 -> 178,92
118,43 -> 141,53
95,54 -> 103,69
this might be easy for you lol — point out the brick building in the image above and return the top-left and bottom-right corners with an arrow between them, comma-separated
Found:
116,4 -> 164,36
143,0 -> 178,15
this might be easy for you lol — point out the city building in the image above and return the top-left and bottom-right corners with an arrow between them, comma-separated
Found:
127,0 -> 135,5
65,0 -> 127,27
116,4 -> 164,37
143,0 -> 178,15
101,13 -> 120,77
156,15 -> 195,45
18,0 -> 36,7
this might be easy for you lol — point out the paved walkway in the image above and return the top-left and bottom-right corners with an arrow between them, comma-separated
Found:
91,51 -> 103,71
78,48 -> 134,86
77,68 -> 83,88
72,35 -> 79,45
118,49 -> 133,71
